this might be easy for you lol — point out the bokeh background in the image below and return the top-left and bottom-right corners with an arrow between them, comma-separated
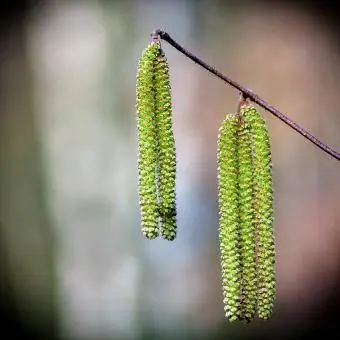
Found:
1,0 -> 340,339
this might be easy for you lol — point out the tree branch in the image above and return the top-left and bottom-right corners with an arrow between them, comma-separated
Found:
152,29 -> 340,162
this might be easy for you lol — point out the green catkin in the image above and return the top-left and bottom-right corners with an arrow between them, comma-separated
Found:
154,52 -> 177,241
237,115 -> 257,321
137,37 -> 274,324
217,114 -> 243,322
136,42 -> 161,239
241,104 -> 276,320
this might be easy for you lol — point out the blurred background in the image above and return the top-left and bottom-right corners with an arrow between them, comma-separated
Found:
1,0 -> 340,339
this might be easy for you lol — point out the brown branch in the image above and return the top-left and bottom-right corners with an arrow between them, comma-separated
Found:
152,29 -> 340,162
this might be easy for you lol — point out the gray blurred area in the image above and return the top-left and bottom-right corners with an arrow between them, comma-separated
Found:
1,0 -> 340,339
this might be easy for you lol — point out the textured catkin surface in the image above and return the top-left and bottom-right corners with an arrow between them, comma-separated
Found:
242,105 -> 276,320
237,116 -> 257,321
154,54 -> 177,241
136,43 -> 161,239
217,114 -> 243,322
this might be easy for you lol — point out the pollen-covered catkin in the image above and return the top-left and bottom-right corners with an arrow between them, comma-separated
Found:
237,115 -> 257,321
154,52 -> 177,241
241,104 -> 276,320
217,113 -> 243,322
136,42 -> 161,239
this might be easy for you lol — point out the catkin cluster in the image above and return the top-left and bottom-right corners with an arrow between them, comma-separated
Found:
136,41 -> 177,241
217,104 -> 275,322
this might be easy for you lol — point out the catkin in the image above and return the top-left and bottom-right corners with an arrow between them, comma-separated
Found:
154,53 -> 177,241
237,115 -> 257,321
136,42 -> 161,239
136,41 -> 177,241
241,104 -> 276,320
217,113 -> 243,322
218,105 -> 275,322
137,36 -> 274,323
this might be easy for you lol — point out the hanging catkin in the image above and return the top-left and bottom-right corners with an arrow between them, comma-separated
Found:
136,42 -> 160,239
237,115 -> 257,321
136,40 -> 177,241
154,52 -> 177,241
136,34 -> 275,323
241,104 -> 275,320
217,104 -> 275,322
217,113 -> 243,322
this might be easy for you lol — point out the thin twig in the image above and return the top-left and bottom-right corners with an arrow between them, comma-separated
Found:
152,29 -> 340,162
